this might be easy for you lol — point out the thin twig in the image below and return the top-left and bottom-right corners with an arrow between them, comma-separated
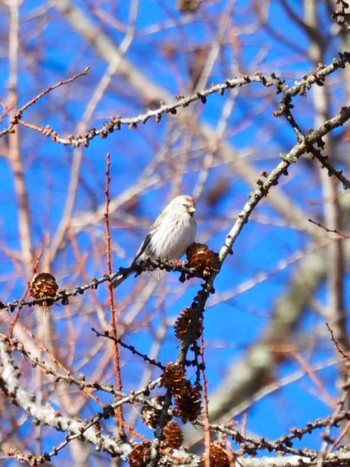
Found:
104,153 -> 125,437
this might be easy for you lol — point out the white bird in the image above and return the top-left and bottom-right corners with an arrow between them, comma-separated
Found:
112,195 -> 197,287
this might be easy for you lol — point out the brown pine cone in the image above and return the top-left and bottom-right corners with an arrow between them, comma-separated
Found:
178,0 -> 202,13
160,363 -> 187,395
186,243 -> 220,277
174,307 -> 203,341
129,442 -> 151,467
200,442 -> 234,467
30,273 -> 59,313
163,421 -> 183,449
174,381 -> 202,422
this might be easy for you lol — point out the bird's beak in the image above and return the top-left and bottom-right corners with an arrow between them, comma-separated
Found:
188,206 -> 196,214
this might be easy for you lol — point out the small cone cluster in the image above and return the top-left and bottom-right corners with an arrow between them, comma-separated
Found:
160,362 -> 201,422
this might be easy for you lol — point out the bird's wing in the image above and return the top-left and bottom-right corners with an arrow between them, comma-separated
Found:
133,232 -> 152,263
132,211 -> 166,264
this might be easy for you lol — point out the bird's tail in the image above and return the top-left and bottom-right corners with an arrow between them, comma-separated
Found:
111,268 -> 134,288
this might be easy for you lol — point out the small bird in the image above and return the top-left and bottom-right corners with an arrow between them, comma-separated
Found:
112,195 -> 197,287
